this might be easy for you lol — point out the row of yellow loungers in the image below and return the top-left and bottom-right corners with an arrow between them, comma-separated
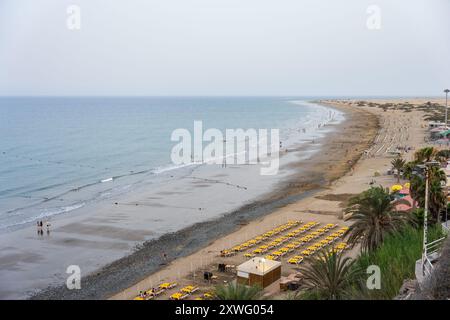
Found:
261,223 -> 337,263
169,285 -> 200,300
220,220 -> 302,257
286,226 -> 349,265
133,282 -> 178,300
193,292 -> 215,300
243,221 -> 319,259
314,242 -> 350,262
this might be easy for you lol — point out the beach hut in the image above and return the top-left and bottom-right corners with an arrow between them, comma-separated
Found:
236,257 -> 281,289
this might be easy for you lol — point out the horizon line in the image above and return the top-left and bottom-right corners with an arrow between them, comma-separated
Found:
0,94 -> 446,99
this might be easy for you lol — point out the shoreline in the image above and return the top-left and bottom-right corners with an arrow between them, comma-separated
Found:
32,101 -> 376,300
0,99 -> 336,235
23,101 -> 373,300
109,101 -> 379,300
0,99 -> 377,300
0,100 -> 343,300
109,98 -> 429,300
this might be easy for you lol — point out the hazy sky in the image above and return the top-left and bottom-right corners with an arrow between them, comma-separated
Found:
0,0 -> 449,96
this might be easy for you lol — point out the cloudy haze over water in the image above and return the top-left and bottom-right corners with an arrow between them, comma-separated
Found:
0,0 -> 449,96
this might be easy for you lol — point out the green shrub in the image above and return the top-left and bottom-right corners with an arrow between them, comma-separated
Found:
349,225 -> 444,299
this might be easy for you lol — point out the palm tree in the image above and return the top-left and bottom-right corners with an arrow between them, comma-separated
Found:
214,282 -> 261,300
403,161 -> 419,180
410,174 -> 425,206
428,179 -> 446,224
414,147 -> 437,163
299,249 -> 358,300
345,186 -> 410,252
391,157 -> 406,183
410,166 -> 446,223
436,149 -> 450,163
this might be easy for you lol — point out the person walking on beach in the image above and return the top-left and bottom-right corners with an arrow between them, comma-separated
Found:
38,221 -> 44,236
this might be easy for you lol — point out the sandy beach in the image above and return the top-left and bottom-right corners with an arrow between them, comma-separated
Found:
0,100 -> 370,300
110,98 -> 437,300
1,98 -> 443,300
105,100 -> 381,300
2,0 -> 449,305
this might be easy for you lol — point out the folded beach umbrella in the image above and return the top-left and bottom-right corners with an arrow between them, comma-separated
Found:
391,184 -> 403,192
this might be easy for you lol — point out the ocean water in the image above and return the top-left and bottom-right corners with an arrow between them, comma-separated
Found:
0,97 -> 342,231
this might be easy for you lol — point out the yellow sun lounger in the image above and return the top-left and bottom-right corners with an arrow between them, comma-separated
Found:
181,285 -> 199,294
292,241 -> 302,248
170,292 -> 189,300
331,232 -> 341,238
288,256 -> 304,264
203,292 -> 215,299
159,282 -> 177,290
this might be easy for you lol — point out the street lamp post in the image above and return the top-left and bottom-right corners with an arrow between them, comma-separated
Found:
416,161 -> 440,276
423,167 -> 429,274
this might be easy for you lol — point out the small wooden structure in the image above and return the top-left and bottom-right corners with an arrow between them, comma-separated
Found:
236,257 -> 281,288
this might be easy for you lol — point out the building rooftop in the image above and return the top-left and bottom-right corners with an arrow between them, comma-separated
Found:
237,257 -> 281,276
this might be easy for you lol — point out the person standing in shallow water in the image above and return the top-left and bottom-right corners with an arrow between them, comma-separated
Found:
46,221 -> 51,235
37,221 -> 44,236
